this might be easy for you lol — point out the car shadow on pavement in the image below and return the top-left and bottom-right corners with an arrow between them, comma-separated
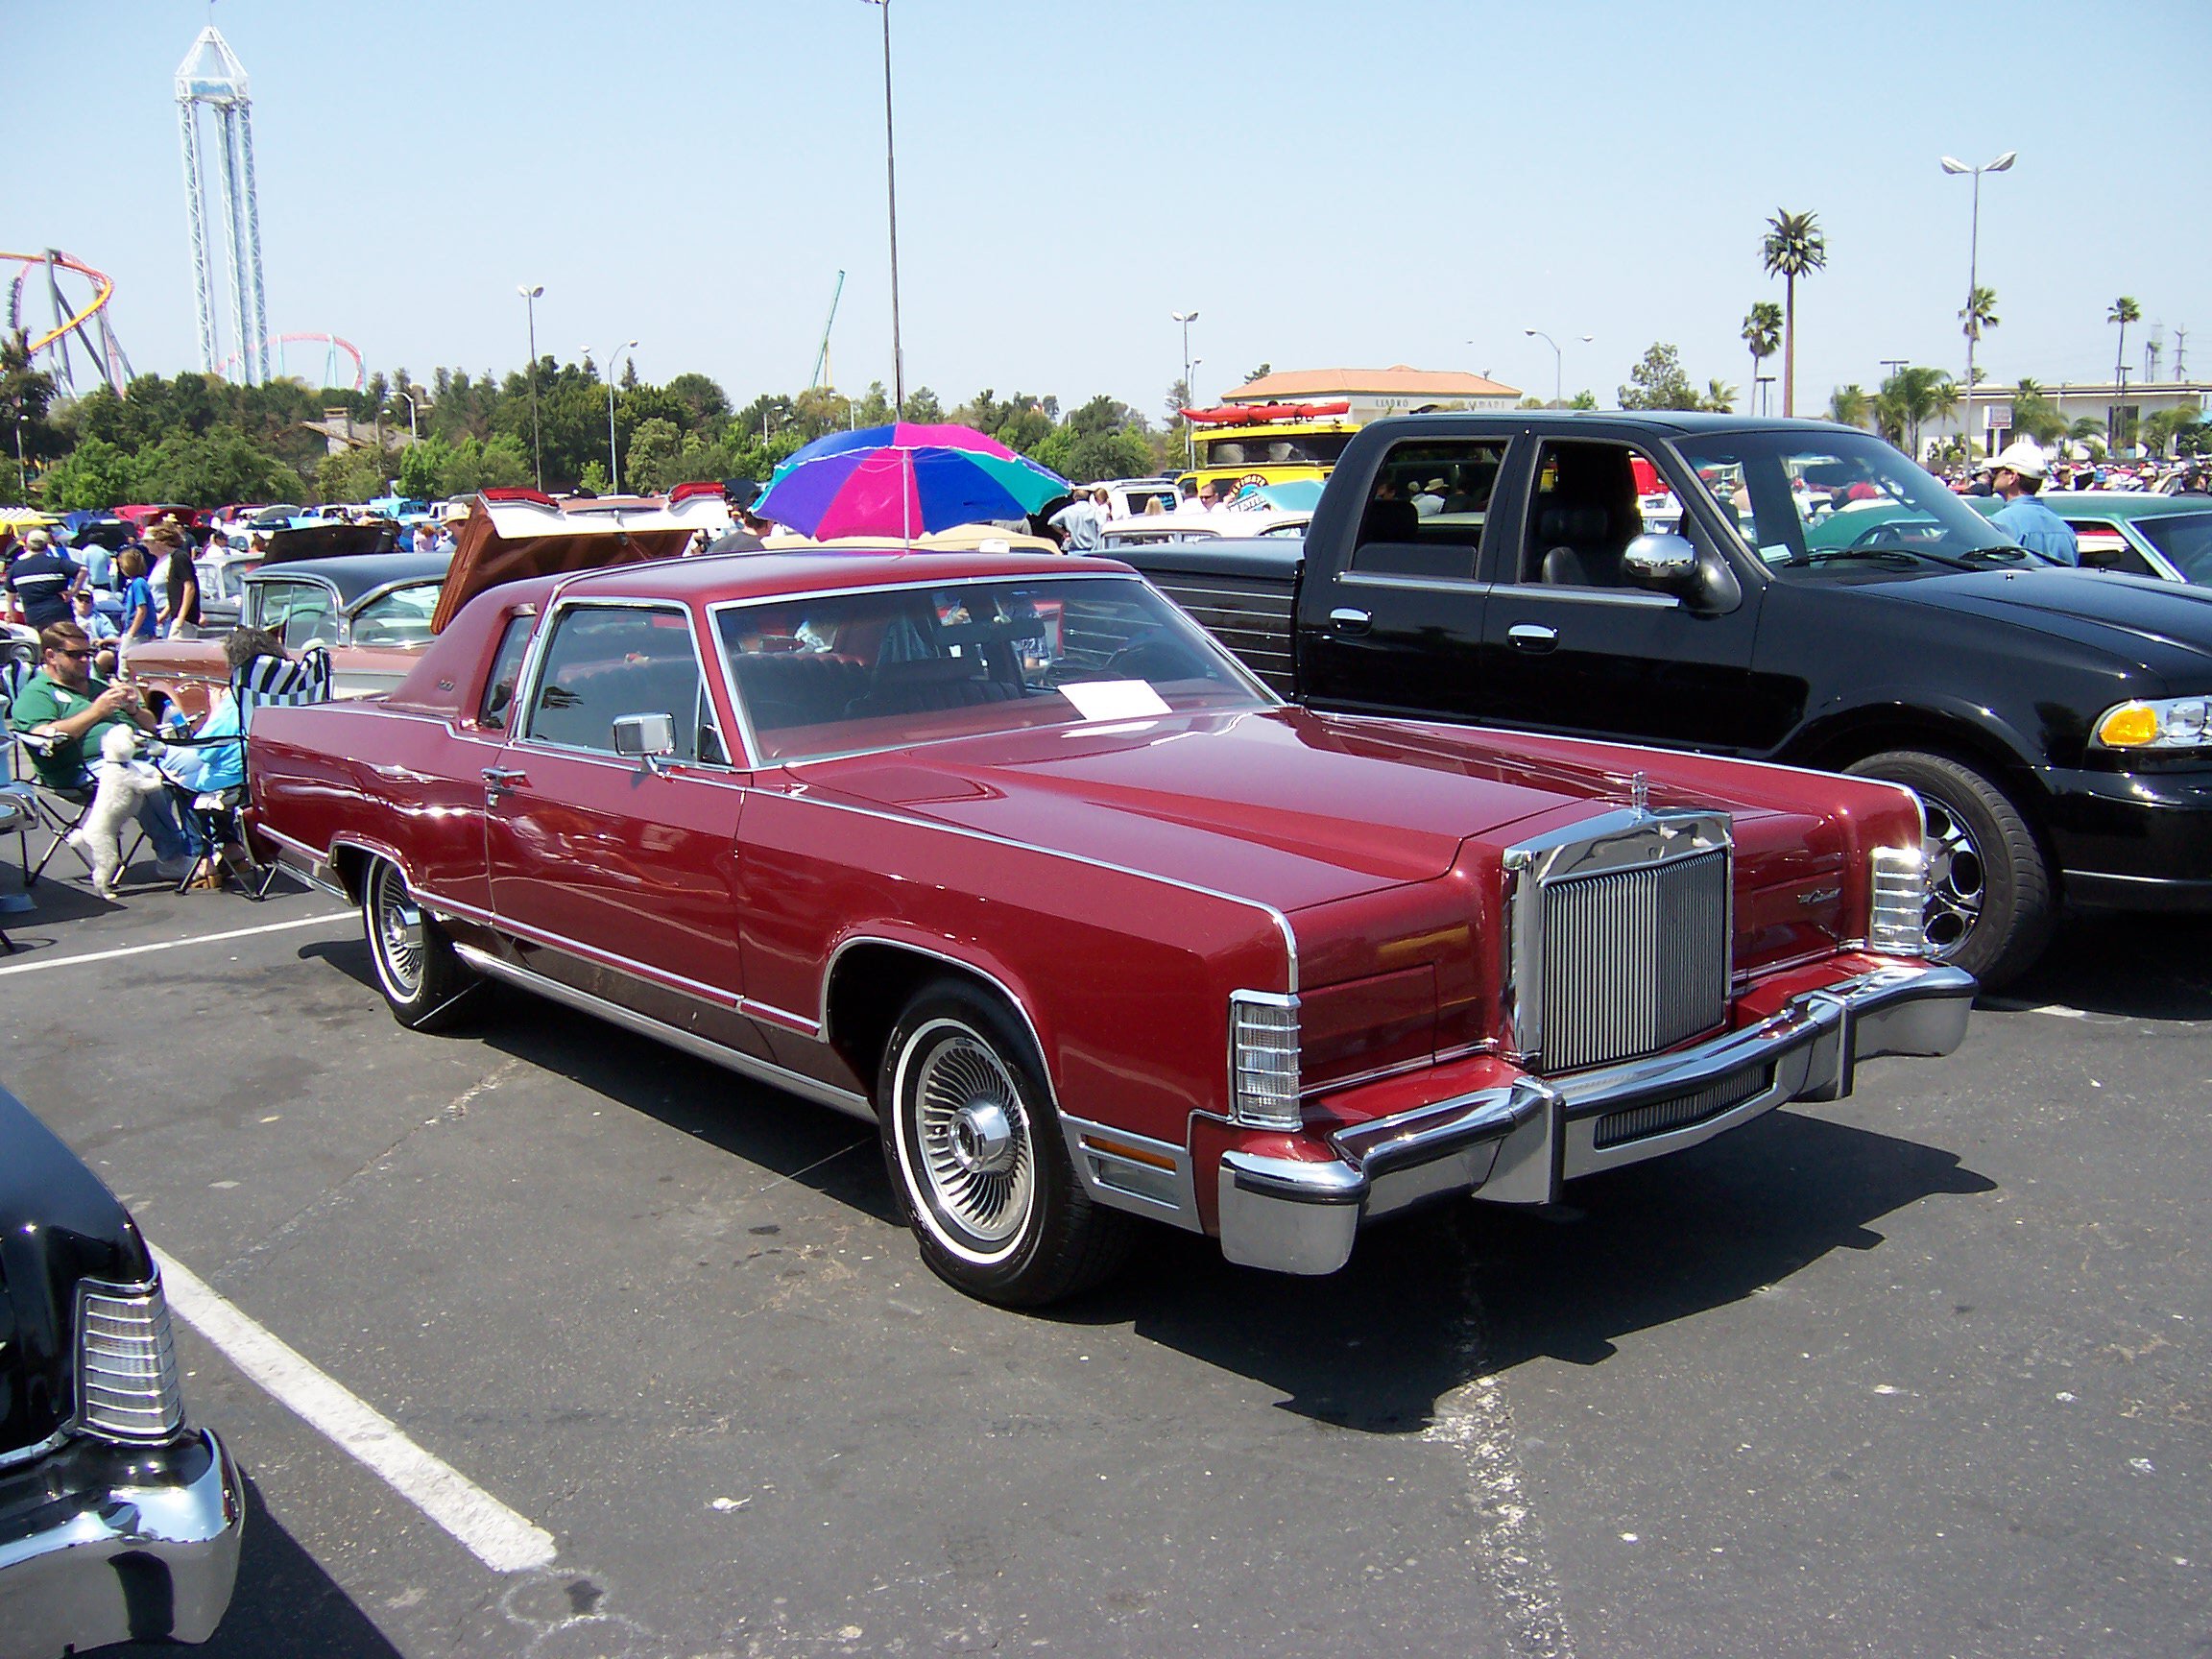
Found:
1984,909 -> 2212,1022
196,1471 -> 405,1657
303,944 -> 897,1227
1078,1110 -> 1993,1431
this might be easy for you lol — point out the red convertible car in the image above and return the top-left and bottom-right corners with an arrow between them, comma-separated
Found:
246,548 -> 1974,1305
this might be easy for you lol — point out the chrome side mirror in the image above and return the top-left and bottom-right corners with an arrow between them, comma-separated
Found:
1623,531 -> 1699,589
612,710 -> 677,773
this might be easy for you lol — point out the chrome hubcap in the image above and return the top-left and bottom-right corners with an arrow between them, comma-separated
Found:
1919,794 -> 1984,954
914,1034 -> 1033,1245
373,869 -> 425,994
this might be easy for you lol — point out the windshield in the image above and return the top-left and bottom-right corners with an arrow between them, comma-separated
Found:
2133,510 -> 2212,585
349,581 -> 444,647
1673,429 -> 2033,571
715,574 -> 1273,763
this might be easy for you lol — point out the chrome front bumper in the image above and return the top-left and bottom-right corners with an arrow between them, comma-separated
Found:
1216,961 -> 1976,1277
0,1428 -> 244,1654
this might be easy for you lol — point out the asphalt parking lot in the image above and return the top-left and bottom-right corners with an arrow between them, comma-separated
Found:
4,868 -> 2207,1659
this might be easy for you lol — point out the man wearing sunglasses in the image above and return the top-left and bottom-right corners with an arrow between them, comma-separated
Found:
8,619 -> 198,882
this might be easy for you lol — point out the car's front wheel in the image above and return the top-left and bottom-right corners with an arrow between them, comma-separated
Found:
1844,749 -> 2052,988
361,855 -> 478,1031
878,979 -> 1130,1307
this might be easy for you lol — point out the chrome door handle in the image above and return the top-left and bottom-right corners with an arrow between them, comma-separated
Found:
481,766 -> 527,797
1507,624 -> 1558,653
1329,607 -> 1372,636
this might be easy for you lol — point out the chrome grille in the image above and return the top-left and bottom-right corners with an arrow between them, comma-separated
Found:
76,1280 -> 184,1443
1592,1064 -> 1772,1149
1539,845 -> 1730,1073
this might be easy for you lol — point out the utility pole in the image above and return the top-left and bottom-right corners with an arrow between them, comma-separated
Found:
517,283 -> 544,490
864,0 -> 904,411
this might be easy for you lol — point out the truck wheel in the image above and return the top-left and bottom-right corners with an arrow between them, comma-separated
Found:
878,979 -> 1130,1307
362,856 -> 478,1031
1844,750 -> 2052,988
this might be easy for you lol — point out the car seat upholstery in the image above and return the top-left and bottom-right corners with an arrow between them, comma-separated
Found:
845,655 -> 1022,720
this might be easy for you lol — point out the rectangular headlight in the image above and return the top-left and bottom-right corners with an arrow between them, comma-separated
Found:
1229,991 -> 1302,1130
76,1278 -> 184,1443
1867,846 -> 1929,956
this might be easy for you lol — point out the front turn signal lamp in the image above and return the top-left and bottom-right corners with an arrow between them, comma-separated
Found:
2093,697 -> 2211,751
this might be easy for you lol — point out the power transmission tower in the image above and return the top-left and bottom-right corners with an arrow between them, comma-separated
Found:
176,26 -> 269,383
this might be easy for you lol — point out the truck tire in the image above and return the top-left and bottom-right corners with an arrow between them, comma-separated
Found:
1843,750 -> 2052,989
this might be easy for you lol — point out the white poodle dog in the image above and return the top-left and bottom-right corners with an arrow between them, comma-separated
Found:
67,725 -> 169,897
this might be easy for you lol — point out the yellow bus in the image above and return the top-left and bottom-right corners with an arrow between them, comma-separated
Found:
1178,401 -> 1362,496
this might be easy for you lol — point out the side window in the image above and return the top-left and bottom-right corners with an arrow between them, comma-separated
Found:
1349,440 -> 1507,581
477,613 -> 537,730
254,581 -> 337,649
522,605 -> 705,758
1517,440 -> 1655,588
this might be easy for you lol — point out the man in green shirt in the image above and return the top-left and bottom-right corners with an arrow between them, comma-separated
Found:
8,619 -> 197,880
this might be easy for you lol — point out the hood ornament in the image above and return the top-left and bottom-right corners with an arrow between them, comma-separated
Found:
1630,770 -> 1649,815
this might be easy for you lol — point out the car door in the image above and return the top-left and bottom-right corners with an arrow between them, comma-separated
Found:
1474,435 -> 1773,753
484,600 -> 762,1043
1299,434 -> 1521,720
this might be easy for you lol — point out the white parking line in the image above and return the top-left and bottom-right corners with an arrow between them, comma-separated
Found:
152,1244 -> 558,1574
0,911 -> 350,977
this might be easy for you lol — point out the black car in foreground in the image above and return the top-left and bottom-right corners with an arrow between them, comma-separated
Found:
0,1082 -> 242,1654
1118,414 -> 2212,987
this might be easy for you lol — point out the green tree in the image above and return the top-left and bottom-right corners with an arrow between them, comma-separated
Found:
1828,383 -> 1869,428
900,386 -> 943,423
625,418 -> 684,493
1874,366 -> 1956,457
397,437 -> 449,499
2143,400 -> 2205,455
576,459 -> 611,494
1742,301 -> 1783,416
1760,207 -> 1828,417
1701,377 -> 1739,413
36,436 -> 140,509
2109,296 -> 2142,446
1960,285 -> 1999,346
852,381 -> 895,427
1618,344 -> 1700,410
1241,363 -> 1273,383
1568,389 -> 1599,411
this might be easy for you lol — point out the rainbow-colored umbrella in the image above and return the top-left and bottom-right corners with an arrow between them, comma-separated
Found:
755,422 -> 1070,542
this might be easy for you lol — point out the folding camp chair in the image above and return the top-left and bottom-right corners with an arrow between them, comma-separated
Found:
187,644 -> 333,899
2,659 -> 151,888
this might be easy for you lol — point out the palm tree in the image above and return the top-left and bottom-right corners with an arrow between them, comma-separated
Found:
1828,383 -> 1868,428
2109,296 -> 2141,447
1761,208 -> 1827,417
1702,377 -> 1739,413
1742,301 -> 1783,416
1876,365 -> 1955,458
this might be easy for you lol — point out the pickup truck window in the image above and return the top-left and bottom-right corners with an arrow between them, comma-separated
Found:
1350,439 -> 1506,580
1518,440 -> 1653,588
1675,429 -> 2027,571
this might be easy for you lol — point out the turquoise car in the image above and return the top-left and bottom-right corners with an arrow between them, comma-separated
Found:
2031,492 -> 2212,584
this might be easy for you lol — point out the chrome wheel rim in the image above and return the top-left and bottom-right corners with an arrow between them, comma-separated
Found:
371,866 -> 425,997
912,1030 -> 1034,1250
1919,792 -> 1984,955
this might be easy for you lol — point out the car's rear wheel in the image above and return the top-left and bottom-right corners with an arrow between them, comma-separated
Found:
1844,749 -> 2052,988
878,979 -> 1130,1307
362,855 -> 477,1030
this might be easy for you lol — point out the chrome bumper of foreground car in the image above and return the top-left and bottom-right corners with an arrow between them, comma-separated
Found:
1216,961 -> 1977,1277
0,1428 -> 244,1655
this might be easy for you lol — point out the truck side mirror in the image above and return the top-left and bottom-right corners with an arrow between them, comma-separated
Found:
1623,532 -> 1699,589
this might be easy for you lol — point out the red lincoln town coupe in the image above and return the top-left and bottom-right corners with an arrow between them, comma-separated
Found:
245,548 -> 1974,1305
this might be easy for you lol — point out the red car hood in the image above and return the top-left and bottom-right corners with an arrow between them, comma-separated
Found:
797,707 -> 1792,913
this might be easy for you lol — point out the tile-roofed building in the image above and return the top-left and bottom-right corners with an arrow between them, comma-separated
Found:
1222,366 -> 1521,421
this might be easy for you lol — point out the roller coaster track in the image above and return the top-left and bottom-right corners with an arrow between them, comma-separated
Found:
217,331 -> 368,392
4,249 -> 133,396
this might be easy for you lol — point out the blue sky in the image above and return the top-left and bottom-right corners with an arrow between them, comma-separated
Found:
13,1 -> 2209,421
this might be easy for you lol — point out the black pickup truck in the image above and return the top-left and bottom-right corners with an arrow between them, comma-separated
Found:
1115,412 -> 2212,986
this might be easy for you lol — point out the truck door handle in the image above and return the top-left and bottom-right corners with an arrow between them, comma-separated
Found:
1329,608 -> 1372,636
1507,624 -> 1558,653
482,766 -> 527,797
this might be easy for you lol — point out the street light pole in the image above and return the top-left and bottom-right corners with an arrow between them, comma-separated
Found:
864,0 -> 905,411
517,283 -> 544,491
397,391 -> 419,444
1523,328 -> 1593,407
1940,150 -> 2014,460
607,340 -> 636,492
1171,310 -> 1199,469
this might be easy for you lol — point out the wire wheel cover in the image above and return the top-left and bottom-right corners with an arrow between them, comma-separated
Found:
1920,795 -> 1984,951
912,1032 -> 1035,1248
372,867 -> 426,995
